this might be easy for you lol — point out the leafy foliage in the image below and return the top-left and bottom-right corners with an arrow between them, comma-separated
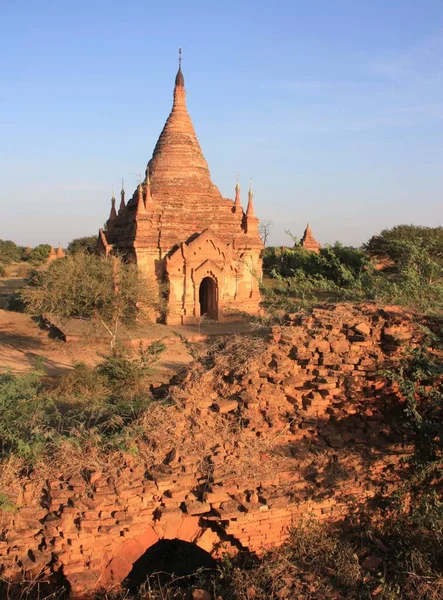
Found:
263,243 -> 371,284
28,244 -> 52,265
0,240 -> 22,265
365,225 -> 443,265
0,343 -> 166,463
67,235 -> 98,255
263,227 -> 443,314
21,251 -> 163,349
0,369 -> 57,462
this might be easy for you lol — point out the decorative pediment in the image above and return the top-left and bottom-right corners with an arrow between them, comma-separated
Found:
194,258 -> 224,276
184,228 -> 232,263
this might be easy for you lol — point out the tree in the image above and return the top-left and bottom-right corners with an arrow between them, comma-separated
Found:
0,240 -> 22,264
259,220 -> 273,247
365,225 -> 443,265
284,230 -> 301,248
21,252 -> 162,350
67,235 -> 98,255
29,244 -> 52,265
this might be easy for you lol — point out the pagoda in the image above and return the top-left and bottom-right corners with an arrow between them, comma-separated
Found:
301,223 -> 321,253
98,53 -> 263,325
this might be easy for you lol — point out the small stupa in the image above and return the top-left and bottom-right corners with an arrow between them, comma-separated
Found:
301,223 -> 321,253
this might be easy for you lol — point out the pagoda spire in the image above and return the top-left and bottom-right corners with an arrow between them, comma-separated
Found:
109,189 -> 117,220
173,47 -> 186,108
47,245 -> 57,263
56,243 -> 65,258
147,50 -> 217,196
234,174 -> 242,212
175,47 -> 184,87
246,179 -> 256,217
243,179 -> 260,237
119,179 -> 126,213
135,183 -> 147,217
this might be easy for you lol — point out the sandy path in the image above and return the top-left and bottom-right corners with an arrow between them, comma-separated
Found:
0,309 -> 194,381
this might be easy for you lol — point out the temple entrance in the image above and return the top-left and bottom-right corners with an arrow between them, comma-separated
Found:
199,277 -> 218,320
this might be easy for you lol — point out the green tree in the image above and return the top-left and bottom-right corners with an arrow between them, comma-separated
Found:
365,225 -> 443,265
67,235 -> 98,255
0,240 -> 22,264
29,244 -> 52,265
21,252 -> 162,350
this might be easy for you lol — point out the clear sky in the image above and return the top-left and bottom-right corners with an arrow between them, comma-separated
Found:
1,0 -> 442,248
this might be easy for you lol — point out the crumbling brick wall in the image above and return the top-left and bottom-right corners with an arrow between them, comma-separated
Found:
0,303 -> 421,598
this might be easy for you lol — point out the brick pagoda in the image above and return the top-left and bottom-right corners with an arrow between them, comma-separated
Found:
301,222 -> 321,253
98,56 -> 263,325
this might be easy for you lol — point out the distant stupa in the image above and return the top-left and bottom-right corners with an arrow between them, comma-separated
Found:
301,223 -> 321,253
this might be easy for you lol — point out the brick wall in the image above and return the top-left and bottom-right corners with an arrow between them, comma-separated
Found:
0,303 -> 421,598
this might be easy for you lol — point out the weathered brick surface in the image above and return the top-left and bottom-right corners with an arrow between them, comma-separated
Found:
0,303 -> 424,598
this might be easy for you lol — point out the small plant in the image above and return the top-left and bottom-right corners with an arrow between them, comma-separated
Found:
0,492 -> 17,514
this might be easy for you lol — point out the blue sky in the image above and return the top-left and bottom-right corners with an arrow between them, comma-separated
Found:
1,0 -> 442,248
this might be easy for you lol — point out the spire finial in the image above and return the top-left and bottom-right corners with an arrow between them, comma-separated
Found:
109,191 -> 117,220
234,174 -> 241,211
119,178 -> 126,212
175,48 -> 185,87
246,178 -> 256,218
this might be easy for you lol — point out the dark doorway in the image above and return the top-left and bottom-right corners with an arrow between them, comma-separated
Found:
199,277 -> 218,320
124,539 -> 216,590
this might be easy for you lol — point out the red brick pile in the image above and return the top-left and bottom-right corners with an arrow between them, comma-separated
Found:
0,303 -> 422,598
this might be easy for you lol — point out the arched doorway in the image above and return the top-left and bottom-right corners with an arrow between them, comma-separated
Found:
124,539 -> 216,590
199,277 -> 218,320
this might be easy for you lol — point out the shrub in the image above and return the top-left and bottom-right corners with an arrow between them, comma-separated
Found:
0,341 -> 167,463
29,244 -> 52,265
67,235 -> 98,255
21,252 -> 164,350
0,370 -> 58,462
0,240 -> 22,265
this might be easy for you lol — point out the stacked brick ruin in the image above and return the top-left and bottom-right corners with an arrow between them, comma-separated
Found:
98,59 -> 263,325
0,303 -> 422,598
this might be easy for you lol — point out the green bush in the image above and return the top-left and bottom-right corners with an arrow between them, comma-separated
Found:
262,228 -> 443,314
0,240 -> 22,265
0,342 -> 167,463
67,235 -> 98,255
21,252 -> 163,350
29,244 -> 52,265
0,370 -> 58,462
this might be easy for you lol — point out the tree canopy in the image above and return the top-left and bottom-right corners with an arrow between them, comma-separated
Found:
0,240 -> 22,264
365,225 -> 443,264
67,235 -> 98,255
21,252 -> 162,349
